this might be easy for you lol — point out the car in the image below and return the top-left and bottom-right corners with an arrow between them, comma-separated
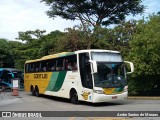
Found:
0,81 -> 12,91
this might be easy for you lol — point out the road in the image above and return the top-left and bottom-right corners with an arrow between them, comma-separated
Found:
0,91 -> 160,120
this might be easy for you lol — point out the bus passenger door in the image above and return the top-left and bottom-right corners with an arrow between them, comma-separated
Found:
79,53 -> 93,89
79,53 -> 93,101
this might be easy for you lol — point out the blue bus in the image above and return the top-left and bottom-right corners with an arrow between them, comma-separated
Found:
0,68 -> 24,87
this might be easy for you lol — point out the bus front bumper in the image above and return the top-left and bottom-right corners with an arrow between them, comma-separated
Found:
92,92 -> 128,103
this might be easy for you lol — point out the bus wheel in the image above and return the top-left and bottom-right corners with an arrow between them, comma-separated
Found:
70,89 -> 79,104
32,89 -> 36,96
35,86 -> 40,97
31,86 -> 35,96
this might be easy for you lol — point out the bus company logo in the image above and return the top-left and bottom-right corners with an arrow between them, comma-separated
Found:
81,91 -> 91,100
68,75 -> 77,79
2,112 -> 11,117
34,74 -> 48,79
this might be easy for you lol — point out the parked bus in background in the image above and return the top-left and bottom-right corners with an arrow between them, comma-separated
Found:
0,68 -> 24,87
24,49 -> 134,104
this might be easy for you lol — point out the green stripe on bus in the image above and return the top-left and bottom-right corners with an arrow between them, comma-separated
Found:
114,87 -> 124,92
57,52 -> 75,57
46,71 -> 67,92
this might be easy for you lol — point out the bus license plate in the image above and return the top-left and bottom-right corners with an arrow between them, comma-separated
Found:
112,96 -> 117,99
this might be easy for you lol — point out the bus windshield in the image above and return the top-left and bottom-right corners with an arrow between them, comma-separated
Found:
94,62 -> 126,88
13,71 -> 23,79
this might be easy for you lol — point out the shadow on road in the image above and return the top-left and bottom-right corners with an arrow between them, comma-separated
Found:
27,93 -> 131,107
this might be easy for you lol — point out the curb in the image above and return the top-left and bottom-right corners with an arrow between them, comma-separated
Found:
128,96 -> 160,100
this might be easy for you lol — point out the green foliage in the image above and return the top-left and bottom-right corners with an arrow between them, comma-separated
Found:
39,30 -> 64,55
127,14 -> 160,95
91,20 -> 137,56
16,29 -> 46,43
55,20 -> 137,53
41,0 -> 144,29
8,30 -> 64,70
54,26 -> 93,52
0,39 -> 14,68
0,29 -> 47,70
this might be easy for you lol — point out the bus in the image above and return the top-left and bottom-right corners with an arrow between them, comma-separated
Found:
0,68 -> 24,89
24,49 -> 134,103
0,68 -> 23,83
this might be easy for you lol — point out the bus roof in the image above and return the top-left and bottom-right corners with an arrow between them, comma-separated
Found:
25,52 -> 75,63
0,68 -> 21,72
25,49 -> 120,63
75,49 -> 120,54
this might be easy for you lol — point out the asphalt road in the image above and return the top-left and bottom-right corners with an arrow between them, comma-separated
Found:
0,91 -> 160,120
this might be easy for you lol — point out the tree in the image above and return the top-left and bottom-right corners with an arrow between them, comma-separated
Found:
0,39 -> 14,68
52,20 -> 137,52
55,26 -> 92,52
38,30 -> 64,55
16,29 -> 46,43
7,41 -> 28,70
16,29 -> 47,58
127,14 -> 160,95
41,0 -> 144,30
84,19 -> 136,56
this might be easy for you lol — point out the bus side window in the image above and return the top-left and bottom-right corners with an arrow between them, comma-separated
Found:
25,64 -> 29,73
72,62 -> 77,70
38,62 -> 43,72
30,65 -> 33,72
65,58 -> 72,70
67,63 -> 72,70
46,62 -> 50,71
35,62 -> 39,72
51,65 -> 56,71
66,55 -> 77,71
41,60 -> 47,72
51,61 -> 56,71
56,59 -> 63,71
29,64 -> 34,72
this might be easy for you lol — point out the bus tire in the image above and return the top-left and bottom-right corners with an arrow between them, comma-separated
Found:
31,86 -> 35,96
35,86 -> 40,97
70,89 -> 79,104
32,89 -> 36,96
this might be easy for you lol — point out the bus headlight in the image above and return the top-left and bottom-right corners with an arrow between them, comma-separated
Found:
123,86 -> 128,92
93,90 -> 105,94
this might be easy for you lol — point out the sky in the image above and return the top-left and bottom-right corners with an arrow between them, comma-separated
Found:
0,0 -> 160,41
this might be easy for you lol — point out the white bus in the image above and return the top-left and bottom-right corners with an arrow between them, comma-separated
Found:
24,49 -> 134,103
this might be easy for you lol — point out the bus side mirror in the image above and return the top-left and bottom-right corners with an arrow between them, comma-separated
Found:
89,60 -> 97,74
124,61 -> 134,74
